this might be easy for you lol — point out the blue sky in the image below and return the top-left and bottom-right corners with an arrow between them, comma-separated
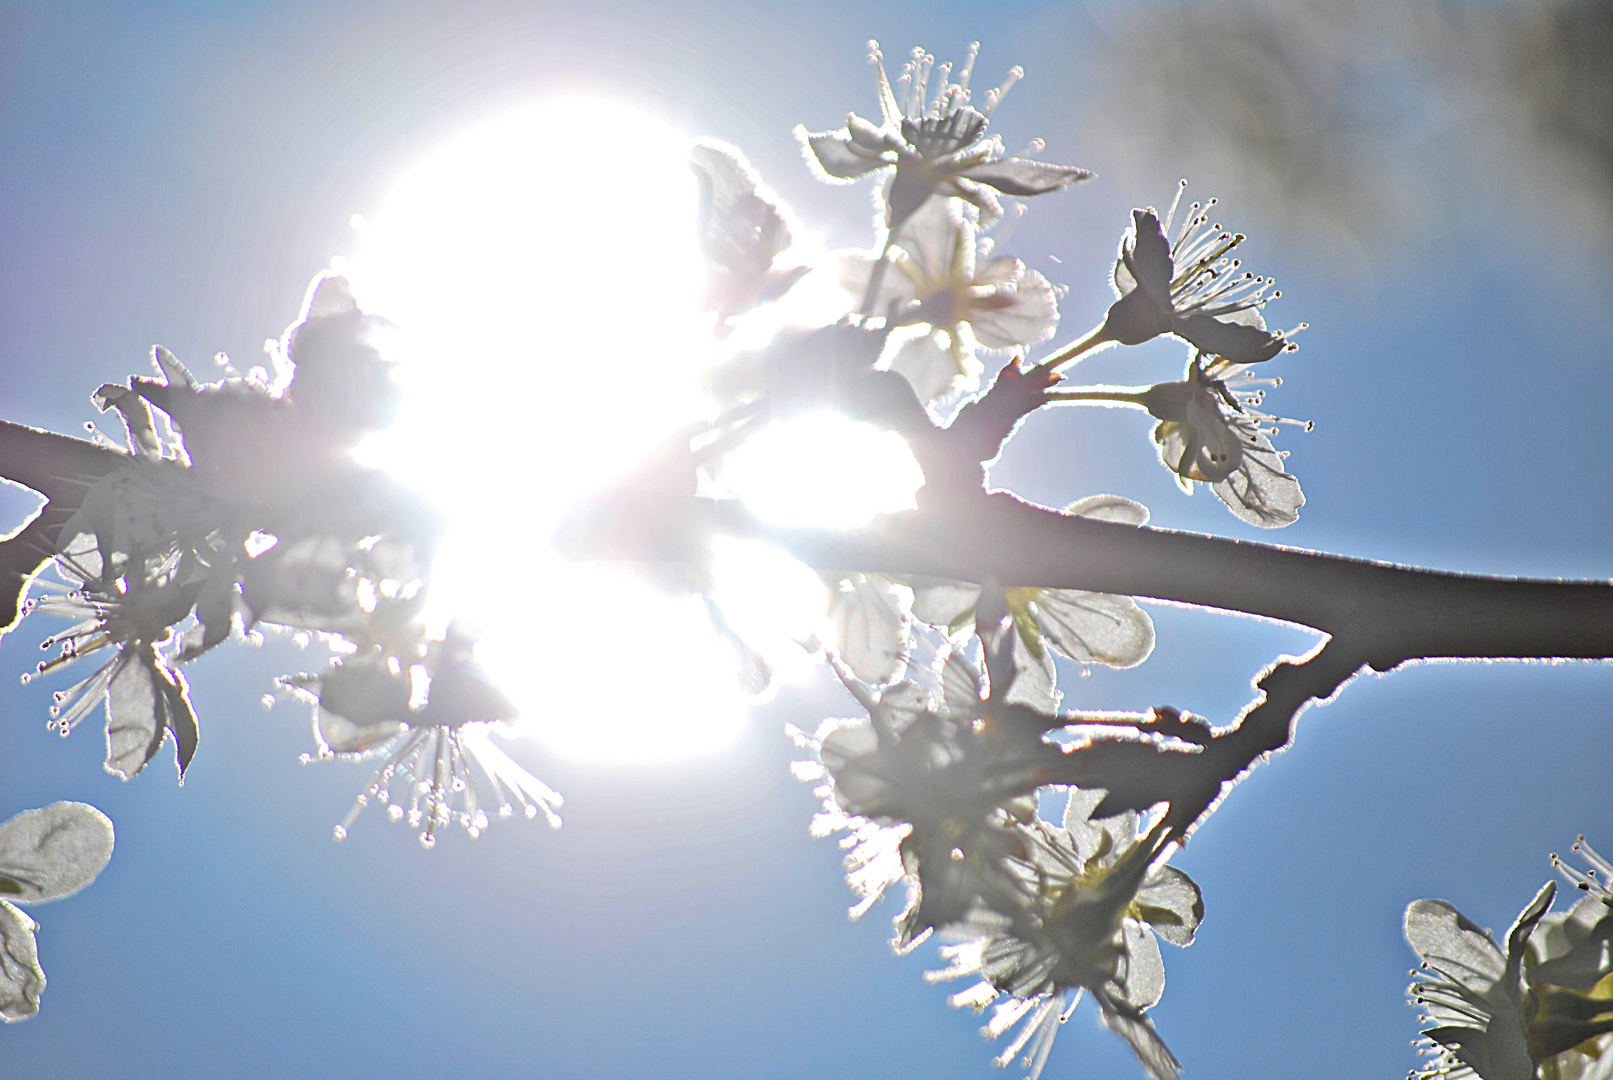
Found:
1,2 -> 1609,1078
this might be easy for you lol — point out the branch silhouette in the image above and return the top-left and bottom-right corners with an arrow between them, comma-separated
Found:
564,487 -> 1613,837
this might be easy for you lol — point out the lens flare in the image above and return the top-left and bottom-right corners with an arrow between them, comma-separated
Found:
344,97 -> 924,764
346,97 -> 746,764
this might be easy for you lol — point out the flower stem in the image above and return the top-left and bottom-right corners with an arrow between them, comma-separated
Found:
1043,388 -> 1150,408
857,237 -> 897,319
1036,324 -> 1112,374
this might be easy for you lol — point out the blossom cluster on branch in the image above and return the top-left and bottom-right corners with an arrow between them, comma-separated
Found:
0,274 -> 557,852
683,41 -> 1316,1076
0,30 -> 1605,1080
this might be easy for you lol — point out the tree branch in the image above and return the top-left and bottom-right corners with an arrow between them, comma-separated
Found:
1042,639 -> 1367,838
563,489 -> 1613,666
0,420 -> 126,634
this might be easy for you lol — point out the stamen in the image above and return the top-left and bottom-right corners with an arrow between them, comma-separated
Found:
932,60 -> 952,114
903,47 -> 926,119
983,66 -> 1022,115
956,41 -> 980,95
1553,836 -> 1613,900
1163,178 -> 1188,234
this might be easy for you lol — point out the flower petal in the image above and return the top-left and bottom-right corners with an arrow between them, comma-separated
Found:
1124,210 -> 1174,308
911,580 -> 981,629
819,721 -> 896,816
1034,589 -> 1155,669
886,331 -> 974,404
1531,896 -> 1613,992
104,652 -> 163,781
1062,786 -> 1109,837
1484,1007 -> 1537,1080
1153,414 -> 1244,487
691,139 -> 805,317
940,648 -> 986,716
1066,493 -> 1150,527
959,157 -> 1093,196
796,125 -> 889,182
893,196 -> 967,284
0,899 -> 43,1023
1406,899 -> 1507,996
1119,919 -> 1166,1008
691,139 -> 795,265
837,251 -> 919,316
1212,420 -> 1304,529
968,261 -> 1059,350
1172,309 -> 1286,365
1135,865 -> 1205,947
317,654 -> 413,730
0,803 -> 115,905
316,709 -> 407,757
827,573 -> 912,686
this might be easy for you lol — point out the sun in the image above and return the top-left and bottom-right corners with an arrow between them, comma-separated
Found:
342,96 -> 920,765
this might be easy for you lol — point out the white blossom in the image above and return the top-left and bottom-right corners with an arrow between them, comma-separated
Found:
690,139 -> 809,324
1406,873 -> 1613,1080
844,197 -> 1059,402
1407,884 -> 1554,1080
928,789 -> 1201,1080
798,41 -> 1090,238
794,651 -> 1048,948
1047,354 -> 1307,526
300,631 -> 562,847
1085,181 -> 1298,366
823,572 -> 912,686
1143,356 -> 1307,528
25,538 -> 200,782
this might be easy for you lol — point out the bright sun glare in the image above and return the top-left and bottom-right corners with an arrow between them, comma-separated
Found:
344,97 -> 918,764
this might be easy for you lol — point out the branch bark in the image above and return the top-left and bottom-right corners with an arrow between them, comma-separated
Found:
564,489 -> 1613,666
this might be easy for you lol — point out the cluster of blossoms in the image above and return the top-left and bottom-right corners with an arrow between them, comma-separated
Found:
683,42 -> 1312,1076
704,41 -> 1308,538
1404,840 -> 1613,1080
789,607 -> 1200,1079
4,32 -> 1588,1080
0,272 -> 556,853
